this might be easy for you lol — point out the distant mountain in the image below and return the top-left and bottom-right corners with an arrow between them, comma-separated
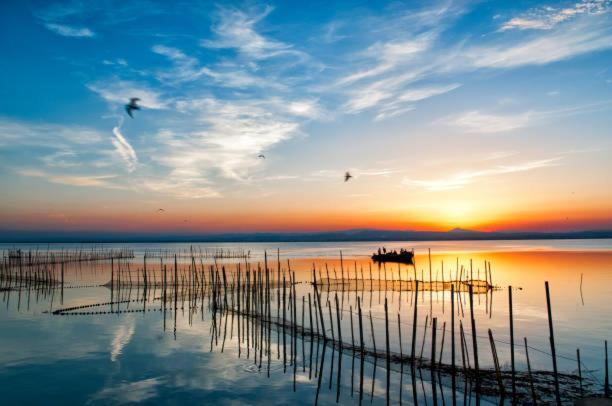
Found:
1,228 -> 612,243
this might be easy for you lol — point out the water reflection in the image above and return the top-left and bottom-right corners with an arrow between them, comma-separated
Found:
1,241 -> 611,404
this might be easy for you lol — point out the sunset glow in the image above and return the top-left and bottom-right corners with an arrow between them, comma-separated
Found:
1,1 -> 611,236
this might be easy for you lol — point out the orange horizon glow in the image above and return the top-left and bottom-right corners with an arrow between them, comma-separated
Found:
2,206 -> 611,233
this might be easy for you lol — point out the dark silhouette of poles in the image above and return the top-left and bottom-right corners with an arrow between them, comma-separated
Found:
605,340 -> 609,397
468,284 -> 480,403
509,285 -> 515,400
431,317 -> 438,406
524,337 -> 537,405
357,296 -> 365,405
384,297 -> 390,406
577,348 -> 583,396
313,269 -> 327,342
488,329 -> 504,397
545,281 -> 561,405
451,285 -> 456,406
411,280 -> 419,364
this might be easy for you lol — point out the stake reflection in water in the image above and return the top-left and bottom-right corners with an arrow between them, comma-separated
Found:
1,246 -> 609,405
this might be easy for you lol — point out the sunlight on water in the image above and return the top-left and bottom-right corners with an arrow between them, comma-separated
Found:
1,240 -> 611,404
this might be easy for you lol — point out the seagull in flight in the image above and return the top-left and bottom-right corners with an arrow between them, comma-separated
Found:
157,208 -> 165,213
344,171 -> 352,182
125,98 -> 141,118
258,154 -> 266,159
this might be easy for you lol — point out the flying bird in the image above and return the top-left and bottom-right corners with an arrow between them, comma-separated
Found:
344,171 -> 352,182
125,98 -> 141,118
258,154 -> 266,159
157,208 -> 165,213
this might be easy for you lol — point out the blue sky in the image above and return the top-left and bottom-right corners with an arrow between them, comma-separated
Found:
0,0 -> 611,232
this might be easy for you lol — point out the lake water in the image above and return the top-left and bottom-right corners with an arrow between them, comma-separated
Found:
1,239 -> 611,404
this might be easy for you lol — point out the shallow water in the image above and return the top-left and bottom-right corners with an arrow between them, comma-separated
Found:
1,240 -> 611,404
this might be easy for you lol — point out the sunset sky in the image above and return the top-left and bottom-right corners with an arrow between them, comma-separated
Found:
1,0 -> 611,234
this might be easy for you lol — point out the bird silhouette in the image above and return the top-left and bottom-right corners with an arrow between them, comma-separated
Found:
157,208 -> 165,213
344,171 -> 352,182
125,98 -> 141,118
258,154 -> 266,159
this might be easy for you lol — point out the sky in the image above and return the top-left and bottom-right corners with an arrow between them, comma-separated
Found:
0,0 -> 611,235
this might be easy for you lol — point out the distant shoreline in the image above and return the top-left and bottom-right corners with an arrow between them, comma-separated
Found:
2,228 -> 612,244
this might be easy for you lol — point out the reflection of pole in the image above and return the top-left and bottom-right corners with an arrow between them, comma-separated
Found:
174,255 -> 178,338
61,263 -> 64,305
110,258 -> 114,313
580,273 -> 584,305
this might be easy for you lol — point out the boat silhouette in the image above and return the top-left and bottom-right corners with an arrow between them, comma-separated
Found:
371,248 -> 414,264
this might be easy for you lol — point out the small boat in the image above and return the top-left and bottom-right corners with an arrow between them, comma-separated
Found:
371,249 -> 414,264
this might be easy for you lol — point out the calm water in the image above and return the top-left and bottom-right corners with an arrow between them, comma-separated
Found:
1,239 -> 611,404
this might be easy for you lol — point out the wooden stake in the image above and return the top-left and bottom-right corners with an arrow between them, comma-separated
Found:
488,329 -> 505,397
509,285 -> 516,400
577,348 -> 583,396
524,337 -> 537,405
385,297 -> 390,406
545,281 -> 561,405
451,285 -> 456,406
469,284 -> 480,398
411,280 -> 419,364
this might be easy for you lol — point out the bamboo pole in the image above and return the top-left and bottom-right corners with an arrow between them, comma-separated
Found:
545,281 -> 561,405
384,297 -> 390,406
577,348 -> 583,396
509,285 -> 516,401
524,337 -> 537,405
488,329 -> 505,397
411,280 -> 419,364
605,340 -> 609,398
468,284 -> 480,398
451,285 -> 456,406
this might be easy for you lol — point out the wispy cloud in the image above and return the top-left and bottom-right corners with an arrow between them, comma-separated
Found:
483,151 -> 518,161
152,44 -> 279,89
151,45 -> 202,83
500,0 -> 611,31
81,6 -> 320,199
0,118 -> 126,190
18,169 -> 120,188
404,157 -> 562,191
337,34 -> 435,86
112,126 -> 138,172
162,97 -> 300,181
333,2 -> 611,122
373,83 -> 461,121
0,117 -> 103,147
464,18 -> 612,69
441,110 -> 532,134
201,5 -> 305,61
331,4 -> 469,119
126,94 -> 311,198
441,100 -> 612,134
44,23 -> 94,37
